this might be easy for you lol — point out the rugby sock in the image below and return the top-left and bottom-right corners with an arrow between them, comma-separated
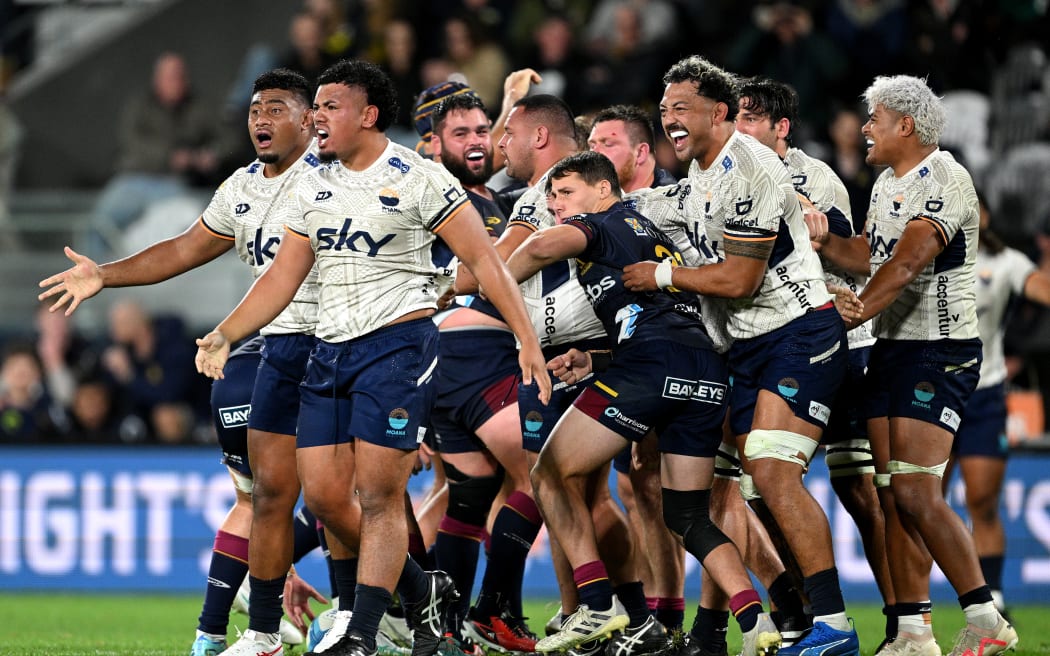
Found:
883,604 -> 899,641
767,572 -> 807,624
247,574 -> 286,634
397,554 -> 430,609
433,515 -> 486,637
332,558 -> 359,610
613,581 -> 652,628
574,561 -> 614,612
292,506 -> 321,561
197,530 -> 249,635
896,601 -> 933,639
694,606 -> 729,654
804,567 -> 849,632
476,491 -> 543,618
959,586 -> 999,629
729,590 -> 763,633
316,522 -> 339,599
655,597 -> 685,632
979,555 -> 1004,593
348,584 -> 393,652
408,532 -> 430,569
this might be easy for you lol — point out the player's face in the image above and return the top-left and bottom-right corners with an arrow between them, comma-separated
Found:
313,82 -> 372,163
498,106 -> 535,182
546,172 -> 605,221
435,108 -> 494,186
249,89 -> 311,165
660,81 -> 717,163
862,103 -> 904,167
588,120 -> 638,188
735,99 -> 778,151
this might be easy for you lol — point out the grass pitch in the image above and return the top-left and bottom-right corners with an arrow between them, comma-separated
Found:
2,593 -> 1047,656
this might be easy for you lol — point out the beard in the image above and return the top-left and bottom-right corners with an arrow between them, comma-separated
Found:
257,152 -> 280,164
442,152 -> 493,187
319,151 -> 338,163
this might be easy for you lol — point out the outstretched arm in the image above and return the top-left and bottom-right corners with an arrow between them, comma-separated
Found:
438,204 -> 552,404
505,224 -> 588,283
38,220 -> 232,315
196,233 -> 314,379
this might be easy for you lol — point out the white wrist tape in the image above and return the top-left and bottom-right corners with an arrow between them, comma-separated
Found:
654,258 -> 677,289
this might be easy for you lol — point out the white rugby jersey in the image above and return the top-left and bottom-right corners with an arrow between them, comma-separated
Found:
200,148 -> 322,336
866,149 -> 979,341
286,140 -> 468,343
508,170 -> 605,348
680,131 -> 831,340
783,147 -> 875,349
626,184 -> 733,353
975,246 -> 1035,389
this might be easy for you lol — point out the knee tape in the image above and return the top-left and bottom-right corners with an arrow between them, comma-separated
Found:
662,488 -> 732,563
228,465 -> 254,495
714,443 -> 741,481
744,429 -> 818,468
874,473 -> 892,488
887,458 -> 949,480
738,473 -> 761,501
444,462 -> 504,527
825,438 -> 876,478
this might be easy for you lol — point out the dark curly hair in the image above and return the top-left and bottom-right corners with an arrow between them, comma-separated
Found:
738,76 -> 800,144
252,68 -> 313,108
317,59 -> 399,132
663,56 -> 740,122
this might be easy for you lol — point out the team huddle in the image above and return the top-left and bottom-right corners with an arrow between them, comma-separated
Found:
38,54 -> 1022,656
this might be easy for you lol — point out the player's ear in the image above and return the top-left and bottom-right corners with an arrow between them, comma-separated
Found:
430,134 -> 443,160
362,104 -> 380,129
535,124 -> 550,149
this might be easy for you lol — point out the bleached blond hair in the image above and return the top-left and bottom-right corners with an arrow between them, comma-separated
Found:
863,75 -> 945,146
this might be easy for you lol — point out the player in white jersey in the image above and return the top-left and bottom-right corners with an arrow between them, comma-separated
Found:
194,60 -> 549,656
735,76 -> 898,649
622,56 -> 858,656
38,69 -> 321,656
821,75 -> 1018,656
945,194 -> 1050,623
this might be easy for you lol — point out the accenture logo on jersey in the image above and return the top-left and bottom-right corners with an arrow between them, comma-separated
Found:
316,218 -> 396,256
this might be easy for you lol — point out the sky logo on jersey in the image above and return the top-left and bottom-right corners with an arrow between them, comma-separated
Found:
388,408 -> 409,431
721,156 -> 733,172
248,228 -> 280,266
316,218 -> 396,256
315,190 -> 333,201
524,411 -> 544,433
388,157 -> 411,174
235,203 -> 250,215
777,377 -> 800,399
219,404 -> 251,428
379,188 -> 400,207
914,382 -> 936,406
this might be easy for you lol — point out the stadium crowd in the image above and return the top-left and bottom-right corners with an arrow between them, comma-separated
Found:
2,3 -> 1050,656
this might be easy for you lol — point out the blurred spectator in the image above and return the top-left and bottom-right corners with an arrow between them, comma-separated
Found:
578,2 -> 666,112
87,52 -> 220,258
0,87 -> 22,251
101,299 -> 205,444
66,371 -> 121,443
34,300 -> 100,410
584,0 -> 677,54
727,2 -> 848,139
277,10 -> 341,85
905,0 -> 995,94
520,13 -> 593,112
442,14 -> 510,111
379,18 -> 425,132
823,0 -> 909,100
825,105 -> 877,233
304,0 -> 359,61
1,342 -> 64,442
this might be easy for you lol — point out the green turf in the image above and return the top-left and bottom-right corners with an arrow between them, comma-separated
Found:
1,593 -> 1046,656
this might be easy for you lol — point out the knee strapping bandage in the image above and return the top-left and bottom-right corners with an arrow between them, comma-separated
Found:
739,473 -> 761,501
744,429 -> 819,468
825,438 -> 876,478
662,488 -> 732,563
228,466 -> 254,495
887,458 -> 949,479
444,462 -> 504,526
